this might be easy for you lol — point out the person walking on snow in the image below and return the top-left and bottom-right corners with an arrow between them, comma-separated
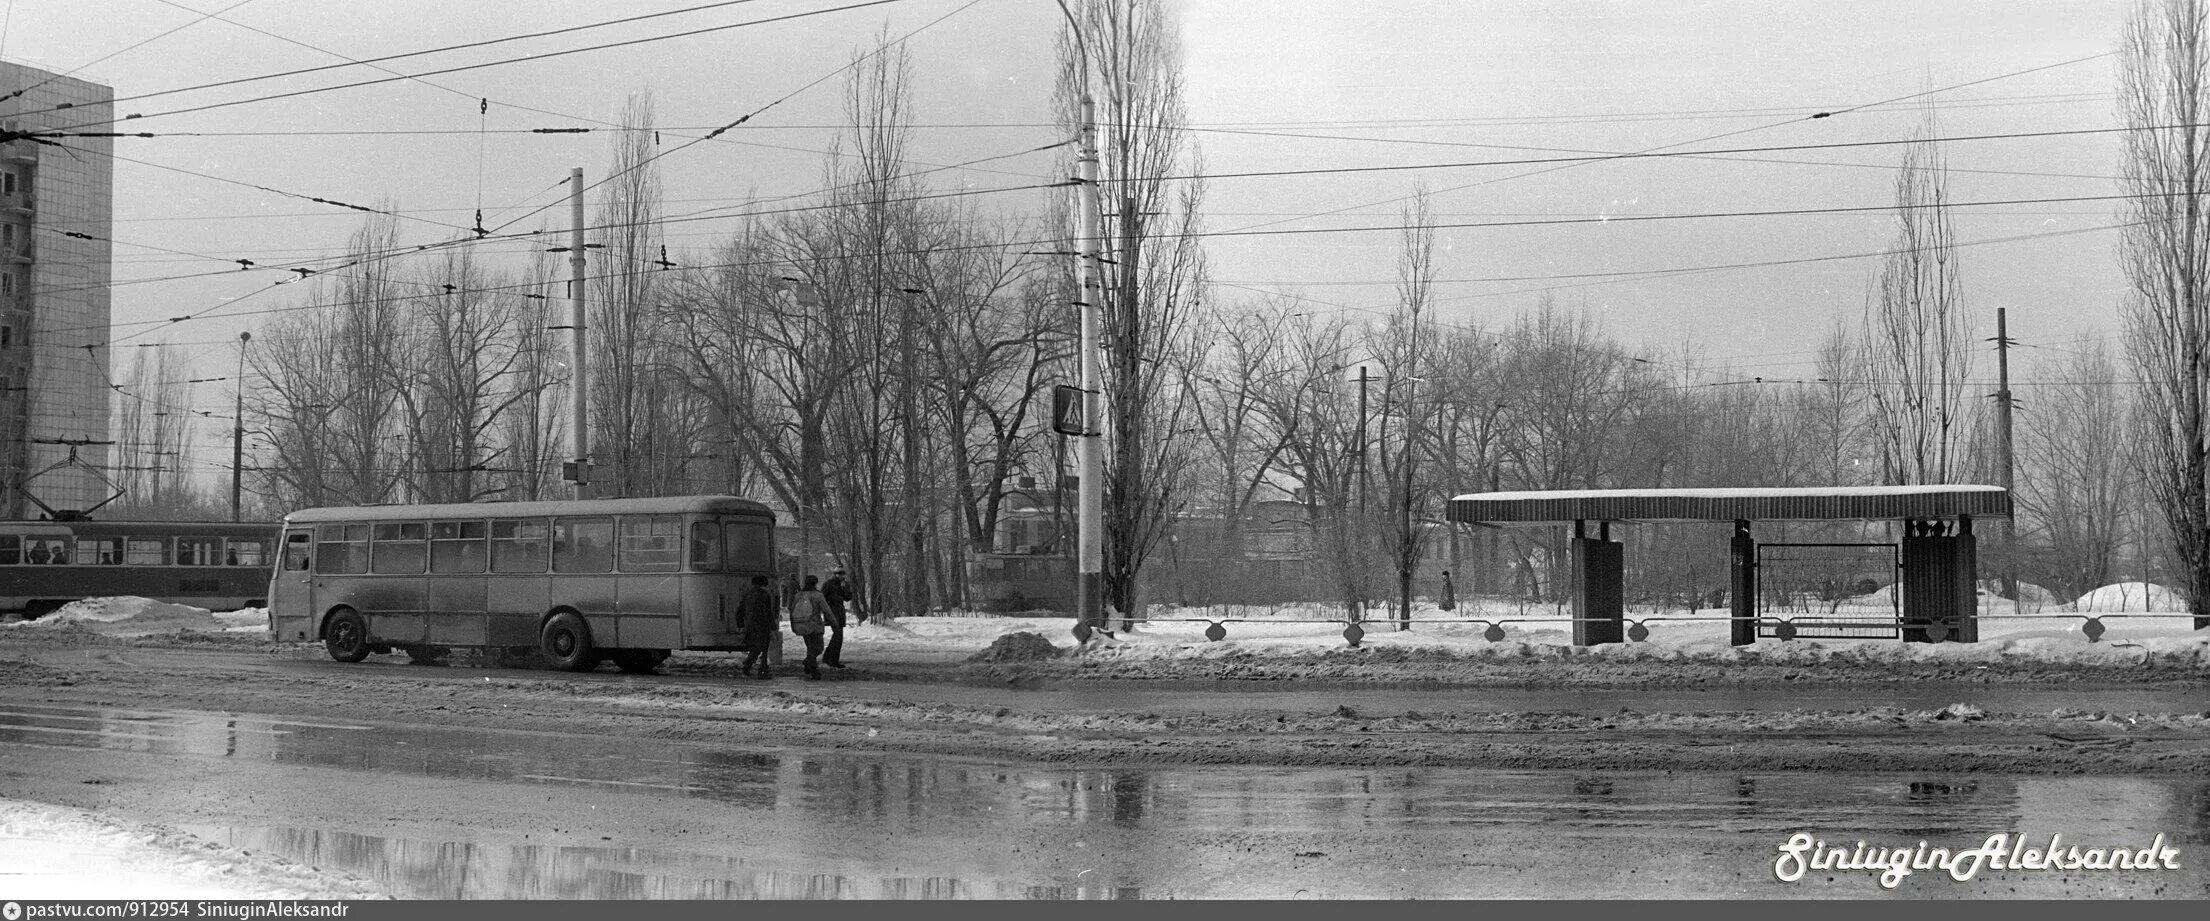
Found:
737,575 -> 779,679
789,575 -> 831,680
821,568 -> 854,667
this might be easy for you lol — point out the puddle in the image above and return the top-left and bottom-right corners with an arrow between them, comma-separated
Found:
8,703 -> 2210,897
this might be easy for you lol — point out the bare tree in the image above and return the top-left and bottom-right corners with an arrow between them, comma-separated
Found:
2014,338 -> 2137,600
108,344 -> 214,518
1864,109 -> 1974,486
1381,189 -> 1440,629
590,91 -> 702,498
2120,0 -> 2210,625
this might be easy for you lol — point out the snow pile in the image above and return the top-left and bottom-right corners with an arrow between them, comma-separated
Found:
0,597 -> 238,636
966,631 -> 1065,663
2073,582 -> 2185,613
972,606 -> 2210,670
0,798 -> 387,899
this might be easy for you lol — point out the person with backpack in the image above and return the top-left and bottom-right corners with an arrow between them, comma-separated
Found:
821,568 -> 854,668
789,574 -> 831,680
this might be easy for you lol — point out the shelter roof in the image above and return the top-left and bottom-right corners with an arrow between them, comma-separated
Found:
1446,485 -> 2010,524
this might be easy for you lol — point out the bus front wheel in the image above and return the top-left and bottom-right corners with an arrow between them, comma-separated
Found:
540,612 -> 597,672
324,609 -> 370,663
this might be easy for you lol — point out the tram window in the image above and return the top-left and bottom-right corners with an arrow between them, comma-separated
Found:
0,534 -> 17,565
689,521 -> 724,571
78,537 -> 123,565
125,538 -> 169,566
618,515 -> 681,572
177,537 -> 223,566
371,522 -> 428,574
723,519 -> 773,571
315,524 -> 368,574
430,520 -> 488,573
229,539 -> 267,567
24,537 -> 67,565
491,519 -> 549,572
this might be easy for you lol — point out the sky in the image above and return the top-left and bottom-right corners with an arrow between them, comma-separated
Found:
0,0 -> 2145,474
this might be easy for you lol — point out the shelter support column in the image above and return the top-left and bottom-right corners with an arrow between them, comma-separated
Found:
1901,517 -> 1979,643
1729,519 -> 1756,646
1571,520 -> 1624,646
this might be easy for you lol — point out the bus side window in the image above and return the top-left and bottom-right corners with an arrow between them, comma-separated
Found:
231,540 -> 267,567
430,521 -> 488,573
0,533 -> 18,565
491,519 -> 548,572
283,534 -> 311,571
553,518 -> 613,573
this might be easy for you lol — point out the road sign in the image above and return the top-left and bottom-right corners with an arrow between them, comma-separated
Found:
1052,384 -> 1086,436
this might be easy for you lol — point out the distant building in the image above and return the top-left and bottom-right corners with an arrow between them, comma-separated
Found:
0,60 -> 114,517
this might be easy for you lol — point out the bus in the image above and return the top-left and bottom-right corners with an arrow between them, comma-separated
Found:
0,519 -> 277,619
268,495 -> 777,673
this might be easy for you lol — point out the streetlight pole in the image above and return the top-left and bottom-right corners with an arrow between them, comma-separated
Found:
1058,0 -> 1106,638
230,331 -> 250,522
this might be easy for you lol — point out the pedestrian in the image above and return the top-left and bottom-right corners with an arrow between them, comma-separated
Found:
789,575 -> 830,680
821,567 -> 853,668
737,574 -> 779,679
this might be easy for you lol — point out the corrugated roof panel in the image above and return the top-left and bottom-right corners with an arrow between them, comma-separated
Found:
1446,486 -> 2011,523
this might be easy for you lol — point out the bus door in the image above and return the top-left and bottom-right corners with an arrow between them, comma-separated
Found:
269,528 -> 316,642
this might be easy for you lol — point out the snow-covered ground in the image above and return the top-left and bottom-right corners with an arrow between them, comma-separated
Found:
2,585 -> 2203,896
0,799 -> 386,899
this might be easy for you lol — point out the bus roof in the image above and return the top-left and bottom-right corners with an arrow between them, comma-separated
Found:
280,495 -> 775,525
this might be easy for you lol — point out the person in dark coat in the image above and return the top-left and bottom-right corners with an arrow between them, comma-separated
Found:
737,575 -> 779,679
789,575 -> 830,680
821,568 -> 853,668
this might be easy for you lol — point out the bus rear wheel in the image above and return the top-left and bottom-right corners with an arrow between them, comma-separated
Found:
612,649 -> 668,674
324,609 -> 371,663
540,611 -> 597,672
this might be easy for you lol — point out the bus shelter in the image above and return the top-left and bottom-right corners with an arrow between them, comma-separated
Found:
1444,486 -> 2012,646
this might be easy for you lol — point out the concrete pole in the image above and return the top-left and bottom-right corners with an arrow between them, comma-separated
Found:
568,167 -> 591,500
230,331 -> 249,522
1997,307 -> 2019,619
1075,95 -> 1106,635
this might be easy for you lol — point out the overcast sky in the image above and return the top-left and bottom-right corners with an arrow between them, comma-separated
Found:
1,0 -> 2141,467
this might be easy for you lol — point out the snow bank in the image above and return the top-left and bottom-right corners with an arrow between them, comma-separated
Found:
933,602 -> 2210,670
0,798 -> 386,899
0,597 -> 265,636
2073,582 -> 2185,613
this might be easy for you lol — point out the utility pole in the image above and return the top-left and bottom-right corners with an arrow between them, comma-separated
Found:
230,331 -> 250,522
1995,307 -> 2019,618
1059,0 -> 1106,639
1353,364 -> 1377,516
1397,377 -> 1418,632
566,167 -> 591,500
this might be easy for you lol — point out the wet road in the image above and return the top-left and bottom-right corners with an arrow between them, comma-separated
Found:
3,701 -> 2205,899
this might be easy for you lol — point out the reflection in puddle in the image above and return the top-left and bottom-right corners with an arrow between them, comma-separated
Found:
7,702 -> 2209,898
180,827 -> 1015,899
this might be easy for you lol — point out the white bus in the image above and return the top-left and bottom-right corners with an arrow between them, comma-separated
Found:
268,496 -> 777,673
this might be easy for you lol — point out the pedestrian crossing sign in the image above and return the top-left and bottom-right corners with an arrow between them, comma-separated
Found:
1052,384 -> 1086,436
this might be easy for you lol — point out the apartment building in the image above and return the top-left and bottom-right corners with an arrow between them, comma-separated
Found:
0,59 -> 114,517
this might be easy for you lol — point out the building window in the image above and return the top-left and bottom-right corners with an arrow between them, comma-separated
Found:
2,172 -> 14,195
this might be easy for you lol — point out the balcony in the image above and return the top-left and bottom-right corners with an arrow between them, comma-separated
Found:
2,139 -> 34,165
